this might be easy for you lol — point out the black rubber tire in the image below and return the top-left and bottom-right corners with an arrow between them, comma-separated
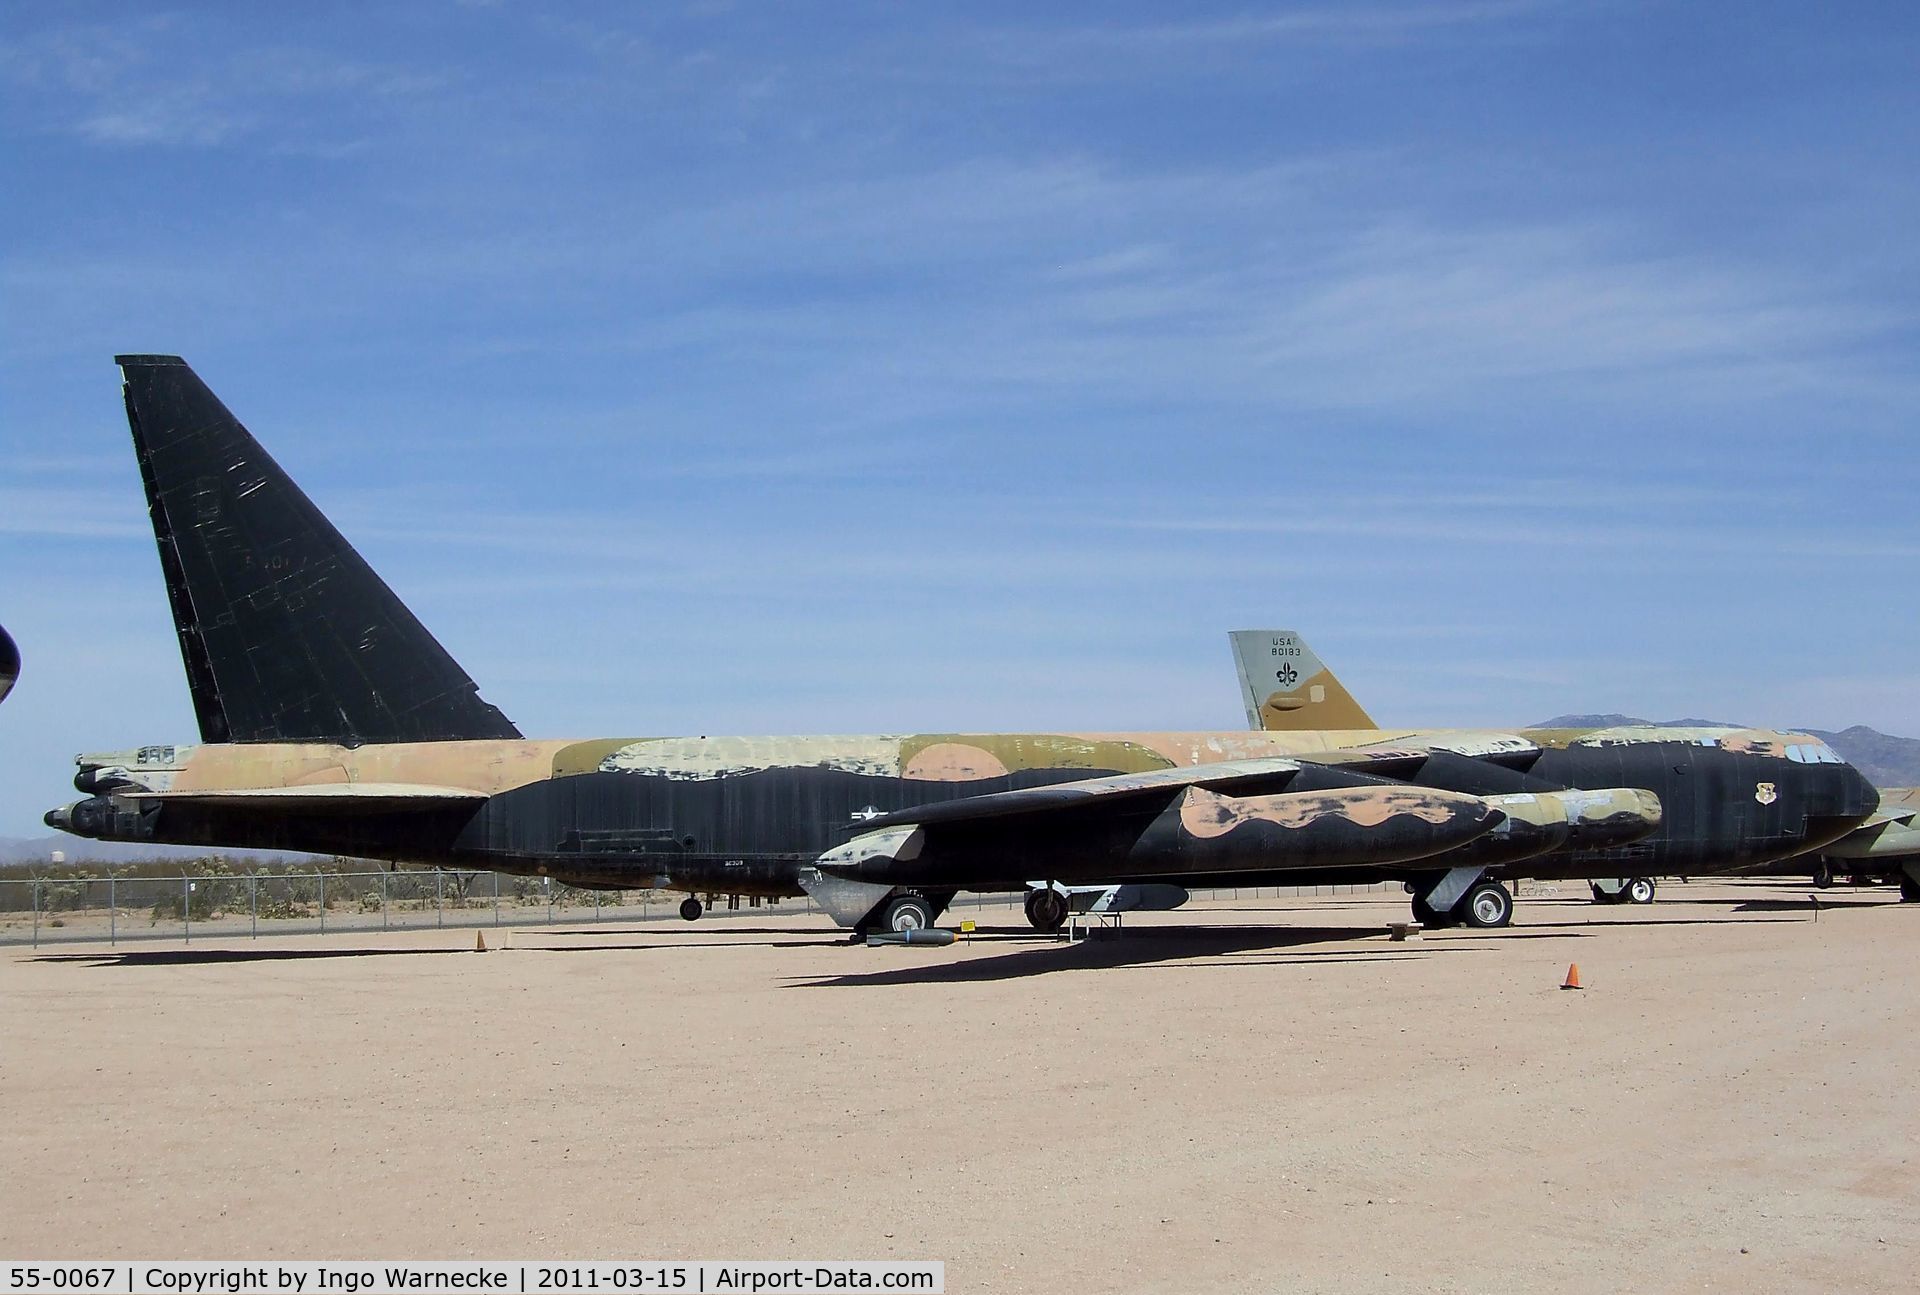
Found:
1024,888 -> 1068,932
881,892 -> 935,933
1590,882 -> 1626,905
1901,874 -> 1920,904
1626,877 -> 1657,905
1411,894 -> 1451,929
678,896 -> 703,921
1813,867 -> 1833,889
1458,880 -> 1514,929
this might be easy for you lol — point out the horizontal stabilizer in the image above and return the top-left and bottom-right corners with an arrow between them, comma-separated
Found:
127,782 -> 488,807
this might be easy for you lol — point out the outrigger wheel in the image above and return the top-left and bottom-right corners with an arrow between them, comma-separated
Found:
1901,872 -> 1920,904
1459,879 -> 1514,928
1413,880 -> 1513,929
1625,877 -> 1657,905
1024,887 -> 1069,932
679,896 -> 703,921
880,891 -> 935,933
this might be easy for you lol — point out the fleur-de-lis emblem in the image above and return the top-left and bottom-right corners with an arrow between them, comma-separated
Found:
1275,662 -> 1299,688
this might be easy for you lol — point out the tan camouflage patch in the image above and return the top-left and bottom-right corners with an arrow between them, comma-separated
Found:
1178,785 -> 1474,838
901,742 -> 1011,781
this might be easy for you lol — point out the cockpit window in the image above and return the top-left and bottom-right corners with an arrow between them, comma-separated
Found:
1785,742 -> 1843,765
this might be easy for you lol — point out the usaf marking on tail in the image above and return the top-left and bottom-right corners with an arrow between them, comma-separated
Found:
42,357 -> 1893,938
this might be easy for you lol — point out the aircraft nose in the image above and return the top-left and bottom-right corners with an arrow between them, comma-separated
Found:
1838,762 -> 1881,820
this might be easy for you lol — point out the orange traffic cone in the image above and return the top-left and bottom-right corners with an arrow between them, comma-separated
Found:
1561,963 -> 1582,990
475,930 -> 488,953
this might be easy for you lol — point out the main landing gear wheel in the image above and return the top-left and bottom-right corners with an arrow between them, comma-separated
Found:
1625,877 -> 1657,905
679,897 -> 703,921
1024,888 -> 1069,932
1460,880 -> 1514,929
881,892 -> 935,933
1411,894 -> 1451,930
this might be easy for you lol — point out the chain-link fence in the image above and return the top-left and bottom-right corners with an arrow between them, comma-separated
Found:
0,870 -> 1397,947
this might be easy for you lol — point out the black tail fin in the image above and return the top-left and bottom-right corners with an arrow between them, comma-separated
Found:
117,355 -> 521,745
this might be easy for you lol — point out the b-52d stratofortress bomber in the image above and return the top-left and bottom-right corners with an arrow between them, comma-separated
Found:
44,357 -> 1884,937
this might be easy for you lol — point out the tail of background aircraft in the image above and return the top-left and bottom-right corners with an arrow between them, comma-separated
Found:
1228,629 -> 1377,731
116,355 -> 520,746
0,623 -> 18,707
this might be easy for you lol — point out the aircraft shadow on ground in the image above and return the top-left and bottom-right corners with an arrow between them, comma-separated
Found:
31,946 -> 475,967
1520,912 -> 1816,930
531,924 -> 828,940
782,923 -> 1573,988
527,937 -> 833,953
1730,897 -> 1886,914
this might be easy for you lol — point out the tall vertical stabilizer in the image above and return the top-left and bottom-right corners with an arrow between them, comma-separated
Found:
117,354 -> 521,745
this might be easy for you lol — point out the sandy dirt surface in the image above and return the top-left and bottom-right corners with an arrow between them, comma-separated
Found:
2,882 -> 1915,1293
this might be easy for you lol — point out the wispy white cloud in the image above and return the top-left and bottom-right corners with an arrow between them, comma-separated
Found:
0,486 -> 148,540
1007,0 -> 1553,53
0,15 -> 451,150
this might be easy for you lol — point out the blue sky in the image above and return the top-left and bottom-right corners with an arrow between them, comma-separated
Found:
2,1 -> 1917,836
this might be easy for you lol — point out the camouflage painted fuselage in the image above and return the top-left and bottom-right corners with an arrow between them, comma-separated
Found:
55,723 -> 1878,898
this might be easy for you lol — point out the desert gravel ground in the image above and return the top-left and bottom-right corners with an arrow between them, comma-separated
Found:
2,882 -> 1915,1294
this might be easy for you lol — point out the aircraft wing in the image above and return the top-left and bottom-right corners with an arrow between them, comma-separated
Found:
803,761 -> 1514,925
854,757 -> 1308,830
1824,787 -> 1920,860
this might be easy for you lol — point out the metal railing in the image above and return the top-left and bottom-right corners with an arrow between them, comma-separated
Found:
0,870 -> 1397,948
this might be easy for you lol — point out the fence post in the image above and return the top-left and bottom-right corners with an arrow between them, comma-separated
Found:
492,871 -> 500,928
595,888 -> 602,922
319,872 -> 327,934
436,869 -> 444,927
109,876 -> 117,946
31,879 -> 39,949
382,871 -> 389,931
183,876 -> 191,944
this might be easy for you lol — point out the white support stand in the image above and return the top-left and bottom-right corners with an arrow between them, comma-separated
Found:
1065,909 -> 1126,942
